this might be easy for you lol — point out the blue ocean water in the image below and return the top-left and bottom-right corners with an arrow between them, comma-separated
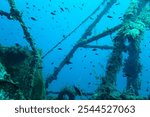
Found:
0,0 -> 150,99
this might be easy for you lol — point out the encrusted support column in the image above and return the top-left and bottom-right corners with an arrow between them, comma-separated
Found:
124,37 -> 141,95
95,0 -> 150,99
7,0 -> 40,99
95,34 -> 125,99
123,1 -> 150,95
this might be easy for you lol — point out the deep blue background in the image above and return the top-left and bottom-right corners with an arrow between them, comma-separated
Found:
0,0 -> 150,98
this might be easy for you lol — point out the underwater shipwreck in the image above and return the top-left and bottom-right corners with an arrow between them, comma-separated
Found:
0,0 -> 150,100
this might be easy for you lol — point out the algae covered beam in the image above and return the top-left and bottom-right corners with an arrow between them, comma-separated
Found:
82,0 -> 117,39
81,45 -> 113,50
45,24 -> 119,90
42,0 -> 116,59
42,0 -> 107,59
7,0 -> 39,63
0,10 -> 11,19
78,24 -> 122,46
7,0 -> 37,54
7,0 -> 40,99
45,0 -> 119,90
45,44 -> 78,89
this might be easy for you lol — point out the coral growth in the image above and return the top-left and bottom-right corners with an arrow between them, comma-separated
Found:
123,20 -> 145,39
0,45 -> 45,99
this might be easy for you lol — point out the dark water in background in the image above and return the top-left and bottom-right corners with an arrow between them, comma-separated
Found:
0,0 -> 150,99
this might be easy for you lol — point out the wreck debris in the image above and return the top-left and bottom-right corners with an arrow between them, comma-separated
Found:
0,0 -> 45,99
6,0 -> 41,99
0,45 -> 45,99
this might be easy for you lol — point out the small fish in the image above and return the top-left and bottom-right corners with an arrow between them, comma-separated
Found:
84,55 -> 86,58
73,85 -> 82,96
15,43 -> 20,47
89,73 -> 92,75
51,12 -> 56,15
60,7 -> 64,12
58,48 -> 62,50
64,8 -> 69,12
69,67 -> 72,70
115,2 -> 120,5
92,48 -> 97,51
95,53 -> 99,55
81,3 -> 84,6
66,61 -> 72,65
30,17 -> 37,21
107,15 -> 113,18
